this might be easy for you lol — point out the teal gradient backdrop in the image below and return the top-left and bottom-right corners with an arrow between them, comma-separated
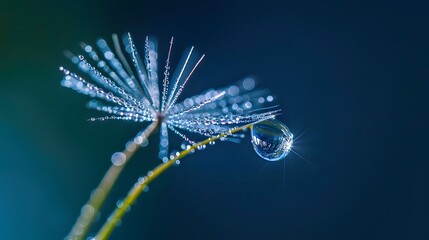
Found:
1,0 -> 428,239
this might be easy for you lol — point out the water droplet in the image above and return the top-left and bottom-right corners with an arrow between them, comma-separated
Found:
126,141 -> 136,152
141,138 -> 149,147
140,177 -> 148,185
116,200 -> 124,208
251,119 -> 293,161
111,152 -> 126,166
81,204 -> 94,218
243,77 -> 255,90
169,150 -> 179,159
134,136 -> 145,145
197,144 -> 206,150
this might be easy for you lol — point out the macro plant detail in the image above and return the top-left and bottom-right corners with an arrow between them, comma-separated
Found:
60,33 -> 293,240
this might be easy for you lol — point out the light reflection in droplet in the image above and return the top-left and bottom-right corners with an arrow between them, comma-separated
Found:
251,119 -> 293,161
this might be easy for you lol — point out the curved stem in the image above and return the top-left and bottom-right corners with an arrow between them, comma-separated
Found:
66,121 -> 159,240
94,120 -> 265,240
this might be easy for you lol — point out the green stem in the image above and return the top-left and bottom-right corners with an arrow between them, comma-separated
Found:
66,121 -> 159,240
94,122 -> 259,240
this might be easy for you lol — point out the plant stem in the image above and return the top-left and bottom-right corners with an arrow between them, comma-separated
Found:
66,121 -> 159,240
94,122 -> 259,240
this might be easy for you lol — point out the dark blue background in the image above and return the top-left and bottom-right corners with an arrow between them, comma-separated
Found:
1,0 -> 428,239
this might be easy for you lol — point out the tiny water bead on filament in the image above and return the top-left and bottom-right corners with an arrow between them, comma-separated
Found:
60,33 -> 291,240
251,119 -> 293,161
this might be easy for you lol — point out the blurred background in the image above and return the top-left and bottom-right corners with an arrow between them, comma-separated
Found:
1,0 -> 428,239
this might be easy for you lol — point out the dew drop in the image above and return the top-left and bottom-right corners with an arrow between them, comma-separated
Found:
134,136 -> 143,144
116,200 -> 124,208
251,119 -> 293,161
80,204 -> 94,219
243,77 -> 255,90
169,150 -> 179,159
138,176 -> 148,184
125,141 -> 136,152
197,144 -> 206,150
111,152 -> 126,166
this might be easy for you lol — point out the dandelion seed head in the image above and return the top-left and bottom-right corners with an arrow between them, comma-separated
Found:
61,33 -> 281,160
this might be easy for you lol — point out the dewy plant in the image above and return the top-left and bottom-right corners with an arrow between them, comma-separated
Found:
60,33 -> 294,240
